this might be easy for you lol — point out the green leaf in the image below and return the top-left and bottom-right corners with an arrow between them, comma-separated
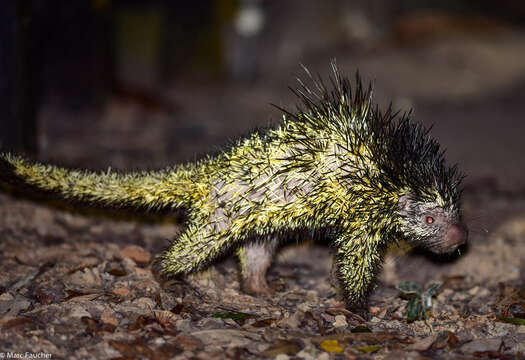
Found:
357,345 -> 380,353
399,281 -> 443,322
424,282 -> 442,297
406,297 -> 423,322
350,325 -> 372,333
212,312 -> 247,320
396,281 -> 422,294
497,317 -> 525,326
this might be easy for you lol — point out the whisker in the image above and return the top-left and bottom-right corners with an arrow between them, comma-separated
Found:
464,223 -> 491,236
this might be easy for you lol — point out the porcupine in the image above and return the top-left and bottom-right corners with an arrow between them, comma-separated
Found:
0,64 -> 468,304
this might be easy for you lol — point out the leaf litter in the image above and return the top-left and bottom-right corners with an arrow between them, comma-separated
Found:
0,184 -> 525,359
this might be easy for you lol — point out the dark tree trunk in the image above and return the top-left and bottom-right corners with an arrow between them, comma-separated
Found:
0,0 -> 39,155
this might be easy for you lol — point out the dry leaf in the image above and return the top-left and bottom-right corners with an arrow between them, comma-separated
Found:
120,245 -> 151,264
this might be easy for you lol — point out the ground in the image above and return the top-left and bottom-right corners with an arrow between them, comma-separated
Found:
0,186 -> 524,359
2,19 -> 525,360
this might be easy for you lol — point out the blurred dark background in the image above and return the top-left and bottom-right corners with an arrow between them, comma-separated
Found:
1,0 -> 525,190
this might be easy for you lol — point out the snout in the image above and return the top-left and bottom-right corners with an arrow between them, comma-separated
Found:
445,223 -> 468,248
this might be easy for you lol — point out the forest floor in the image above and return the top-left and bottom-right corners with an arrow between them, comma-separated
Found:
0,182 -> 524,360
2,24 -> 525,360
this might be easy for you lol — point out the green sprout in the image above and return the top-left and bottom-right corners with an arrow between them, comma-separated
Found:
396,281 -> 442,325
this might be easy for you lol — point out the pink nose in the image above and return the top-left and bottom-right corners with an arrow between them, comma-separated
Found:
445,224 -> 468,247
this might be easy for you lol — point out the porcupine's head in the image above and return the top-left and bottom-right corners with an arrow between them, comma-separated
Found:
382,117 -> 468,255
397,191 -> 467,254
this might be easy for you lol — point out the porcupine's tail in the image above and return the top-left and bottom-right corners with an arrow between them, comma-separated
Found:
0,153 -> 198,211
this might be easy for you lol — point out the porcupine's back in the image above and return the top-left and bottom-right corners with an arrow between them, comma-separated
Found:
266,64 -> 464,236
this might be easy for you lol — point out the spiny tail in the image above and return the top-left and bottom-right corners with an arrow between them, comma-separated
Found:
0,153 -> 198,211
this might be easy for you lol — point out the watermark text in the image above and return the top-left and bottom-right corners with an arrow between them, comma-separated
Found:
0,352 -> 52,359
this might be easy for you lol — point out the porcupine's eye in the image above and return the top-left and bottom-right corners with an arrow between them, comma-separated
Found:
425,216 -> 435,224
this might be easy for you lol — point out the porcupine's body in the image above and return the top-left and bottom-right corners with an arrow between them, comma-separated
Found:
0,65 -> 468,303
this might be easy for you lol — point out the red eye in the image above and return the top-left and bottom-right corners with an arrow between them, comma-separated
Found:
426,216 -> 434,224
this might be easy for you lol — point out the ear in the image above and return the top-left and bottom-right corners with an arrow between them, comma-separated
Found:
398,193 -> 414,216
